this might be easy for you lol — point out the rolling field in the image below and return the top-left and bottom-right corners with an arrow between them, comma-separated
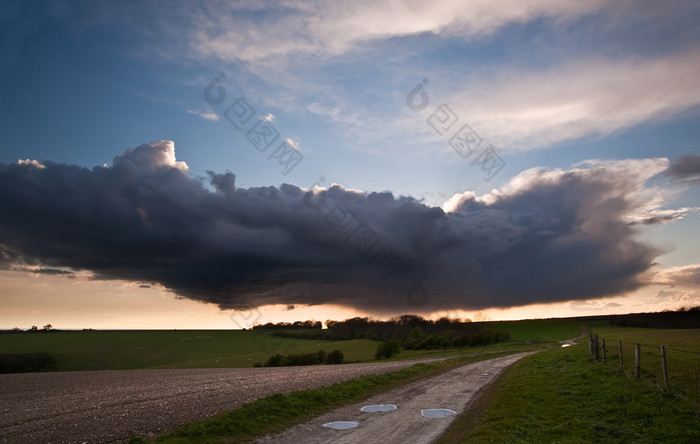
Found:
481,317 -> 595,341
0,330 -> 380,371
589,326 -> 700,402
1,317 -> 599,372
591,326 -> 700,352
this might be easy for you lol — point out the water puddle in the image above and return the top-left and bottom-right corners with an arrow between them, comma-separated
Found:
361,404 -> 397,413
561,344 -> 571,348
421,409 -> 455,418
323,421 -> 359,430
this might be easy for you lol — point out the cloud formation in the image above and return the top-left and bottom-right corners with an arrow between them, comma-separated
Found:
442,50 -> 700,151
190,0 -> 609,62
0,142 -> 674,313
664,153 -> 700,186
652,264 -> 700,286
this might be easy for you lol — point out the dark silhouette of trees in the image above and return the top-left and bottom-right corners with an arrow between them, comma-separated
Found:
252,313 -> 511,351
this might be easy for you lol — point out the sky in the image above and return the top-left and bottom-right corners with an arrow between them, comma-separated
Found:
1,0 -> 699,329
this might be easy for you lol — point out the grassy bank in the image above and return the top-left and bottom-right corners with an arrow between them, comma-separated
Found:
437,343 -> 699,443
149,351 -> 521,443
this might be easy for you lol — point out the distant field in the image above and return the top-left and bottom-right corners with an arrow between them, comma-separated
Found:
591,326 -> 700,352
0,317 -> 605,372
0,330 -> 380,371
480,318 -> 596,342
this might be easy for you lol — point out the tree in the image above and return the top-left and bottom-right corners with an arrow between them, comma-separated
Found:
403,326 -> 426,349
29,326 -> 38,332
43,324 -> 53,331
375,339 -> 402,359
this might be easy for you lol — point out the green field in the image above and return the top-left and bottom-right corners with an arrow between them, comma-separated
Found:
437,343 -> 700,443
591,326 -> 700,352
481,317 -> 594,341
0,317 -> 597,372
0,330 -> 380,371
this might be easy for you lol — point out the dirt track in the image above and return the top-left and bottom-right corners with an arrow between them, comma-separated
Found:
255,352 -> 534,444
0,358 -> 449,444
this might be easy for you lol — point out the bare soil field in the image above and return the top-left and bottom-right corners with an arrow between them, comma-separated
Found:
0,358 -> 450,444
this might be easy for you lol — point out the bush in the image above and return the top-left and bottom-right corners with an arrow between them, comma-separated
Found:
264,353 -> 285,367
375,339 -> 402,359
325,349 -> 344,364
262,349 -> 344,367
469,330 -> 495,347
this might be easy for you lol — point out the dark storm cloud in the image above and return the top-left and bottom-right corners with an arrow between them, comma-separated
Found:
0,141 -> 664,313
664,153 -> 700,185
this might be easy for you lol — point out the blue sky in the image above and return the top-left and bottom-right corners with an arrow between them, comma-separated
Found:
1,1 -> 699,329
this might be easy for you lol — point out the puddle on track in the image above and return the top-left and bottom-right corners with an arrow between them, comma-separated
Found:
361,404 -> 397,413
323,421 -> 359,430
421,409 -> 456,418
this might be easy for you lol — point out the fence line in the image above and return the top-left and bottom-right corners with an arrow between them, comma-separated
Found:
588,333 -> 699,408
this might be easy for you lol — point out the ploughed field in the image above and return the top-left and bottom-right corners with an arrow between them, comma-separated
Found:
0,357 -> 451,443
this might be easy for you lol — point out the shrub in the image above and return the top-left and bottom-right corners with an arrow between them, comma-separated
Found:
375,339 -> 402,359
325,349 -> 344,364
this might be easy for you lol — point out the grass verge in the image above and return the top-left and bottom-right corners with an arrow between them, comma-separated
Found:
436,343 -> 700,443
148,350 -> 524,443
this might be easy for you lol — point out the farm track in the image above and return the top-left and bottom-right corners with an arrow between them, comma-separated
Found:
255,352 -> 534,444
0,357 -> 451,443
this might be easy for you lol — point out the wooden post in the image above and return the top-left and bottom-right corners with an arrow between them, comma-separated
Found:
634,343 -> 641,378
619,340 -> 623,372
588,333 -> 594,357
661,344 -> 669,391
594,334 -> 600,361
601,338 -> 607,364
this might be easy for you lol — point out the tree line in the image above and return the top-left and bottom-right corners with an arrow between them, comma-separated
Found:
253,314 -> 511,351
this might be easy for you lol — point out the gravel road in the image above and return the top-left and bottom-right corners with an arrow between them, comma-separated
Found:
0,358 -> 449,444
255,352 -> 534,444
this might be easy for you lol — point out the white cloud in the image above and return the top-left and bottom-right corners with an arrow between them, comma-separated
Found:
187,109 -> 220,121
17,159 -> 45,169
284,138 -> 300,151
444,50 -> 700,152
654,289 -> 698,302
191,0 -> 610,62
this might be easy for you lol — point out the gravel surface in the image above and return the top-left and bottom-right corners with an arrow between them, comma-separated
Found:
0,358 -> 449,444
255,352 -> 534,444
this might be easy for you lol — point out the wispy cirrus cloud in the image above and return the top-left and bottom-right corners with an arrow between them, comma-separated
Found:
189,0 -> 611,63
406,49 -> 700,153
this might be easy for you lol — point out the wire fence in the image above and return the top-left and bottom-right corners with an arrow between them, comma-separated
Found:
588,334 -> 699,408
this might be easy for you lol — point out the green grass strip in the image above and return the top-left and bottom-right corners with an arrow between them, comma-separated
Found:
437,343 -> 700,443
147,350 -> 523,443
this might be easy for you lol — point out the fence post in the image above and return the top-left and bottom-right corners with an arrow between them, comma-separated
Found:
601,338 -> 607,364
588,333 -> 593,357
594,334 -> 600,361
660,344 -> 669,391
634,343 -> 641,378
619,340 -> 623,372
